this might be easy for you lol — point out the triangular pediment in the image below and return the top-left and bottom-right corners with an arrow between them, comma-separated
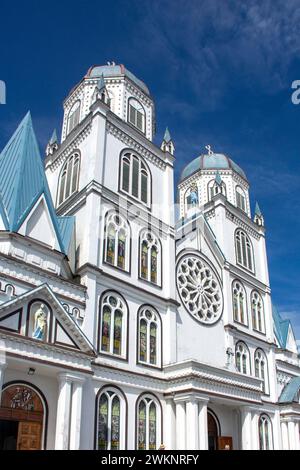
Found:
0,284 -> 95,355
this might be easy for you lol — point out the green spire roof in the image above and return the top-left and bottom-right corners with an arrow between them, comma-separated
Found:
215,170 -> 222,185
255,202 -> 262,216
96,74 -> 106,91
0,112 -> 74,254
163,127 -> 172,143
49,129 -> 58,145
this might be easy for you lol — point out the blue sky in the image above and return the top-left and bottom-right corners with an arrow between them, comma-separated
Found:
0,0 -> 300,339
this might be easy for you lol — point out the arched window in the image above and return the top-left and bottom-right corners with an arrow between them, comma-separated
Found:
138,306 -> 161,367
139,230 -> 161,285
259,414 -> 273,450
254,348 -> 269,394
232,280 -> 247,325
208,179 -> 226,200
136,394 -> 161,450
120,152 -> 151,205
99,291 -> 128,358
251,290 -> 265,333
57,152 -> 80,206
128,98 -> 145,133
67,101 -> 80,134
235,341 -> 250,375
104,212 -> 130,271
96,387 -> 126,450
235,229 -> 254,271
236,186 -> 246,212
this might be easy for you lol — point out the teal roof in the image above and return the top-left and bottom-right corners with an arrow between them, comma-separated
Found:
96,74 -> 106,91
272,304 -> 292,349
279,377 -> 300,403
57,216 -> 75,254
215,170 -> 222,185
87,64 -> 150,95
255,202 -> 262,217
163,127 -> 172,143
0,112 -> 74,255
180,153 -> 247,182
49,129 -> 58,145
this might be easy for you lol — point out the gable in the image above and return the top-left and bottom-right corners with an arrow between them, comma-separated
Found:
0,284 -> 95,355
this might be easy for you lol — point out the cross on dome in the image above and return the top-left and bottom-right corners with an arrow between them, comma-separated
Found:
205,144 -> 213,155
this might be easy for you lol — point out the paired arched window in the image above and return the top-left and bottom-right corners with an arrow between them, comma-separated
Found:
254,348 -> 269,394
140,230 -> 161,285
67,101 -> 80,135
128,98 -> 145,133
57,153 -> 80,206
235,229 -> 254,271
137,394 -> 161,450
96,387 -> 126,450
120,152 -> 151,205
208,179 -> 226,200
138,306 -> 161,367
104,212 -> 130,271
236,186 -> 246,212
251,290 -> 265,333
232,280 -> 247,325
99,291 -> 128,358
235,341 -> 250,375
259,414 -> 273,450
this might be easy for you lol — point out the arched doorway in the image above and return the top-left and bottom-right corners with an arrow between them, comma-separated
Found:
207,410 -> 220,450
0,382 -> 47,450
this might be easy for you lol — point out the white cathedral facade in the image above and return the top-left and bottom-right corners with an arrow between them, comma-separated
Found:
0,63 -> 299,451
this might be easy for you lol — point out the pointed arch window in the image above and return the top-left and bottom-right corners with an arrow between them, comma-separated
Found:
57,152 -> 80,206
235,229 -> 254,272
236,186 -> 246,212
232,280 -> 247,325
120,152 -> 151,205
128,98 -> 145,133
67,101 -> 80,135
251,290 -> 265,333
136,394 -> 161,450
104,212 -> 130,271
254,348 -> 269,394
139,230 -> 161,285
99,291 -> 128,358
97,387 -> 126,450
259,414 -> 273,450
138,306 -> 161,367
235,341 -> 250,375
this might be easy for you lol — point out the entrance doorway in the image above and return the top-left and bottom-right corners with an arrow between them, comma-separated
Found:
0,383 -> 46,450
207,411 -> 220,450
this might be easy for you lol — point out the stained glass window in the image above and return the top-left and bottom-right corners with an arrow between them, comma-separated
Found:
254,349 -> 268,394
251,291 -> 264,333
57,152 -> 80,206
259,414 -> 273,450
235,230 -> 253,272
235,342 -> 250,375
137,396 -> 160,450
100,292 -> 127,357
139,231 -> 160,285
104,212 -> 129,271
98,390 -> 124,450
138,307 -> 160,367
232,281 -> 247,325
120,152 -> 151,205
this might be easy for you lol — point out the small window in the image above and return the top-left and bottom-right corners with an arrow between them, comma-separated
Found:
251,291 -> 265,333
259,414 -> 273,450
232,280 -> 247,325
57,153 -> 80,206
136,394 -> 161,450
254,348 -> 269,394
235,341 -> 250,375
99,291 -> 128,358
236,186 -> 246,212
120,152 -> 151,205
128,99 -> 145,133
139,230 -> 161,285
96,387 -> 126,450
208,179 -> 226,200
138,306 -> 161,367
67,101 -> 80,135
104,212 -> 130,272
235,229 -> 254,272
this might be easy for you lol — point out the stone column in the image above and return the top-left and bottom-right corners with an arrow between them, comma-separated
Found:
250,413 -> 259,450
55,373 -> 73,450
294,421 -> 300,450
69,376 -> 85,450
198,399 -> 208,450
175,400 -> 186,450
288,421 -> 296,450
241,407 -> 252,450
0,340 -> 6,403
281,421 -> 289,450
186,399 -> 199,450
164,398 -> 176,450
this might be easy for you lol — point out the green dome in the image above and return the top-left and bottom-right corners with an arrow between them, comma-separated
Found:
180,153 -> 247,182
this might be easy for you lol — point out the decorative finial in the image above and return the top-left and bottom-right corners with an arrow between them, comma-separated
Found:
205,144 -> 213,155
254,201 -> 264,227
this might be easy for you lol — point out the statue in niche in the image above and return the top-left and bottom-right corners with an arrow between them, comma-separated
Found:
187,186 -> 199,207
32,304 -> 47,341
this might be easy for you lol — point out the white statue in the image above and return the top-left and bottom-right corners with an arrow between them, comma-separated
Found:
32,304 -> 47,340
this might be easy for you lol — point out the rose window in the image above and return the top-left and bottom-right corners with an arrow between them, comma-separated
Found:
177,255 -> 223,324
